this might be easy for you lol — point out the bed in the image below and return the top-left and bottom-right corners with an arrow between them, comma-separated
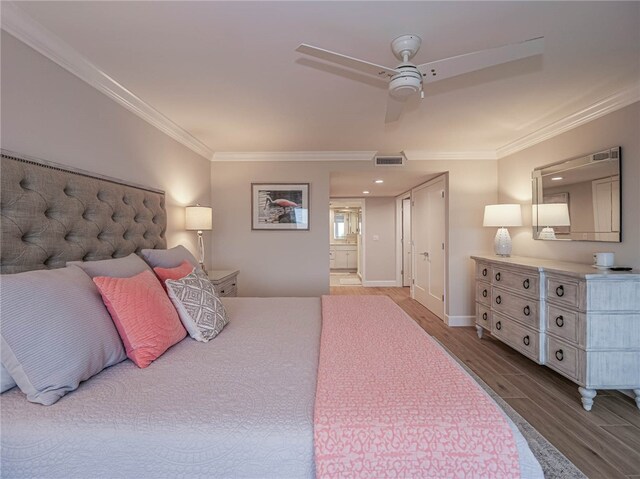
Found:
0,150 -> 543,478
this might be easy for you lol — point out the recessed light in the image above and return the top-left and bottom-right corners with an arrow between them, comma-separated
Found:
374,179 -> 384,184
551,176 -> 563,181
363,191 -> 370,194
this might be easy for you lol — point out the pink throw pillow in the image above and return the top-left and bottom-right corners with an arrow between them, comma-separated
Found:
93,270 -> 187,368
154,260 -> 194,289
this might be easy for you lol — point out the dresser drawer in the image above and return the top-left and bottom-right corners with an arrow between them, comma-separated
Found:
546,336 -> 579,381
492,288 -> 539,329
476,303 -> 491,330
476,262 -> 491,281
546,304 -> 580,345
476,282 -> 491,306
492,267 -> 539,299
546,276 -> 581,309
492,314 -> 541,362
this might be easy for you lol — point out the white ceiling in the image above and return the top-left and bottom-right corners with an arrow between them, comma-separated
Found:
12,1 -> 640,158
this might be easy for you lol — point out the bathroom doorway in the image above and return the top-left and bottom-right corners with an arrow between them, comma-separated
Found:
329,199 -> 364,286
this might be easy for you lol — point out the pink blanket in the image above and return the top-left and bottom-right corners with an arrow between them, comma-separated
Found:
315,295 -> 520,478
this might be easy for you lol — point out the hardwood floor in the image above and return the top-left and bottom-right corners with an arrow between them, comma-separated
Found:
330,286 -> 640,479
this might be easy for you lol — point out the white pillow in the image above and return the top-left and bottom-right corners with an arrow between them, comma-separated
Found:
166,270 -> 229,342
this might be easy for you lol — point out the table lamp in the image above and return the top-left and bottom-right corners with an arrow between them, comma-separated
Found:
534,203 -> 570,240
483,204 -> 522,256
185,204 -> 212,269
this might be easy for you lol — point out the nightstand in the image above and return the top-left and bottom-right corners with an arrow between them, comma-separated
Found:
207,270 -> 239,297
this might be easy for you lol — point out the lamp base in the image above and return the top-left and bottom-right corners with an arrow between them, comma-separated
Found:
494,227 -> 512,256
538,227 -> 557,240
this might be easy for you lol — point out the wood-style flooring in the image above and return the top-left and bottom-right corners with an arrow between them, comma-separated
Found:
330,286 -> 640,479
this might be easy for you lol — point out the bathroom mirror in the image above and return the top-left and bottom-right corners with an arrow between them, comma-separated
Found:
531,147 -> 620,242
330,208 -> 360,241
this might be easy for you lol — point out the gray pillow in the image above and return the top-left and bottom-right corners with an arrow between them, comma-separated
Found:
166,270 -> 229,342
1,363 -> 16,393
0,266 -> 127,405
67,252 -> 151,278
140,245 -> 199,269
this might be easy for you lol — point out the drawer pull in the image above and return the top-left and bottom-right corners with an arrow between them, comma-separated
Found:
556,285 -> 565,297
495,295 -> 502,305
482,289 -> 488,298
220,289 -> 226,294
482,268 -> 488,277
555,349 -> 564,361
523,305 -> 531,316
495,272 -> 501,281
523,335 -> 530,346
555,315 -> 564,327
523,278 -> 530,289
496,321 -> 502,331
482,312 -> 488,321
232,283 -> 236,287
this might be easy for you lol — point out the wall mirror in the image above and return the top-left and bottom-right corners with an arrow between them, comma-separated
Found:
531,147 -> 620,242
330,207 -> 360,241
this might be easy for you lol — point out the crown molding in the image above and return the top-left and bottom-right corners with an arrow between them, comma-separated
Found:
1,2 -> 214,160
404,150 -> 498,161
212,151 -> 376,162
496,86 -> 640,158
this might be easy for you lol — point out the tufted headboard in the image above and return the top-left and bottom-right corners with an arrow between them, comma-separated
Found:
1,150 -> 167,274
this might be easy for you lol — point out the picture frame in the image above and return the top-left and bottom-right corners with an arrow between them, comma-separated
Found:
251,183 -> 310,230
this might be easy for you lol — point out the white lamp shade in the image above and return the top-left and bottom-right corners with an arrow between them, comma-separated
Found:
185,205 -> 212,231
534,203 -> 570,227
483,204 -> 522,227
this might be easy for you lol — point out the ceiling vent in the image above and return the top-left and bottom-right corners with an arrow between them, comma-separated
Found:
374,152 -> 406,166
591,147 -> 620,162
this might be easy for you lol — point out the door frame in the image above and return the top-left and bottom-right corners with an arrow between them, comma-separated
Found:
395,193 -> 411,287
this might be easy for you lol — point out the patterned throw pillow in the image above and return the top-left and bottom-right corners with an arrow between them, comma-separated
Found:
166,270 -> 229,342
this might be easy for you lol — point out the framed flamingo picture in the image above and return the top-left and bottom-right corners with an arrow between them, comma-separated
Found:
251,183 -> 310,230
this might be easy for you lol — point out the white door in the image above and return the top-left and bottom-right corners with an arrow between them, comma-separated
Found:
402,198 -> 412,287
412,177 -> 446,320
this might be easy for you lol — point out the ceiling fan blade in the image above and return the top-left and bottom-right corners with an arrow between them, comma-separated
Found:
385,95 -> 406,123
418,36 -> 544,84
296,44 -> 397,79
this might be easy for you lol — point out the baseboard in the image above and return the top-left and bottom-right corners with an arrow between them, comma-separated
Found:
362,280 -> 398,287
445,315 -> 475,327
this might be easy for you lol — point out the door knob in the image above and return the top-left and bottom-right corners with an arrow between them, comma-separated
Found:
419,252 -> 429,258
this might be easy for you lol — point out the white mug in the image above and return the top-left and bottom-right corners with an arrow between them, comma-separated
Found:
593,252 -> 615,267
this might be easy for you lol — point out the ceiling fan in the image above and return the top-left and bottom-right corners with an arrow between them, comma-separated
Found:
296,35 -> 544,123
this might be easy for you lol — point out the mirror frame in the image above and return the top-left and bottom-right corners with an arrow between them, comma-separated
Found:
531,146 -> 621,243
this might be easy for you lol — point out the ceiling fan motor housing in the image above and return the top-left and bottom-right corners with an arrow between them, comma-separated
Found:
389,66 -> 422,98
391,34 -> 422,61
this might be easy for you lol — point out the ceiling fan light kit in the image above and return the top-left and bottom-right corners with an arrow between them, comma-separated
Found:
296,34 -> 544,123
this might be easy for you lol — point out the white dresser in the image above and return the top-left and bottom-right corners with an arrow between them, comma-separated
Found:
472,255 -> 640,411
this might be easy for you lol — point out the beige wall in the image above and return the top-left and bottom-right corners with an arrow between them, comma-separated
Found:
363,197 -> 396,282
211,161 -> 331,297
212,158 -> 497,319
0,32 -> 212,264
498,102 -> 640,268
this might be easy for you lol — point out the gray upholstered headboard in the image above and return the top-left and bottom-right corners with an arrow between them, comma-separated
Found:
1,150 -> 167,274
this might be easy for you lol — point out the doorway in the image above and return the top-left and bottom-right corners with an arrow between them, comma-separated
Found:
329,198 -> 365,286
411,175 -> 447,320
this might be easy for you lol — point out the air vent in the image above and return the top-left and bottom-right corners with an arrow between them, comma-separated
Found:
374,153 -> 406,166
591,147 -> 620,162
591,151 -> 610,161
610,147 -> 620,159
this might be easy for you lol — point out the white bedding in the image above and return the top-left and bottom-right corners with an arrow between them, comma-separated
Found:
0,298 -> 321,479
